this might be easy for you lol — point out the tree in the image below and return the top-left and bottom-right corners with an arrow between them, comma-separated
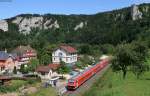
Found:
82,55 -> 93,66
100,44 -> 115,54
131,41 -> 149,79
79,44 -> 92,55
57,61 -> 70,78
112,43 -> 135,79
38,44 -> 57,65
28,59 -> 39,72
13,66 -> 17,74
112,41 -> 149,79
20,64 -> 29,74
39,49 -> 51,65
76,61 -> 84,69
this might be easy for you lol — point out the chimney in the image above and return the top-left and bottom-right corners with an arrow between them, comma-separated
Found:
4,48 -> 7,53
19,45 -> 22,49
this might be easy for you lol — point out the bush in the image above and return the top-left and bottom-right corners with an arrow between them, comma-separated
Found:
0,80 -> 28,93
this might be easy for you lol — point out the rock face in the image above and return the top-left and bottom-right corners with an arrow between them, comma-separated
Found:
0,16 -> 61,34
74,22 -> 87,31
44,20 -> 59,29
142,6 -> 149,13
0,20 -> 8,32
11,16 -> 60,34
131,4 -> 143,20
12,17 -> 23,24
13,17 -> 43,34
0,4 -> 148,33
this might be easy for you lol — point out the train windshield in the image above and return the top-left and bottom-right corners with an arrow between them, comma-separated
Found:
68,79 -> 75,83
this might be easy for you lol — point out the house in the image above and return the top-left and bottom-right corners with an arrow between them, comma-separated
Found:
0,51 -> 17,73
36,64 -> 60,80
52,45 -> 78,66
11,45 -> 37,67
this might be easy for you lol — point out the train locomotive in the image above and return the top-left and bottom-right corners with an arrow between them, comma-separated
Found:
67,58 -> 109,90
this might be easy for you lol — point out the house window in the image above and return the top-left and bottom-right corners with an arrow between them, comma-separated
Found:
1,66 -> 5,71
59,52 -> 63,58
59,52 -> 63,61
41,72 -> 45,75
71,57 -> 73,61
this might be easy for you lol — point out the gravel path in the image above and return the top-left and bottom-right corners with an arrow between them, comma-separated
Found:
64,64 -> 111,96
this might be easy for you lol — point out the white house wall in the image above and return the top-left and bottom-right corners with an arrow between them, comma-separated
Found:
52,49 -> 67,63
52,49 -> 77,64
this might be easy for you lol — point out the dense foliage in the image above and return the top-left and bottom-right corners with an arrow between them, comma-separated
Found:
112,41 -> 149,79
0,4 -> 149,51
0,3 -> 150,66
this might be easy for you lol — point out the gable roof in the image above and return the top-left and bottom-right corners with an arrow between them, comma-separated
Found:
0,51 -> 18,61
58,45 -> 77,53
11,45 -> 36,57
36,64 -> 60,73
48,64 -> 60,71
36,66 -> 51,73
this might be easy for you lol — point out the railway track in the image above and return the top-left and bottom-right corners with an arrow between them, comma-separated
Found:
63,64 -> 111,96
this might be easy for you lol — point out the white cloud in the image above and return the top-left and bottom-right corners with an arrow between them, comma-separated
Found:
134,0 -> 150,4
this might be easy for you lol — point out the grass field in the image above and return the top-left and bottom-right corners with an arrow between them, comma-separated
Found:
83,68 -> 150,96
28,86 -> 57,96
0,80 -> 28,93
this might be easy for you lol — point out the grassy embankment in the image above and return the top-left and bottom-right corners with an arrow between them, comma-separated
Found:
0,80 -> 28,93
28,86 -> 57,96
83,59 -> 150,96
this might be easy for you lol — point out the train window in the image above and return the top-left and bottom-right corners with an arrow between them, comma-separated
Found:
69,79 -> 74,83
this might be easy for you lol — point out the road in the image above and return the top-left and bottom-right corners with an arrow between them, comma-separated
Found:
64,64 -> 111,96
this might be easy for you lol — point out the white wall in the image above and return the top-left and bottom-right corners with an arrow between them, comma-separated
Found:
37,70 -> 53,80
52,49 -> 77,64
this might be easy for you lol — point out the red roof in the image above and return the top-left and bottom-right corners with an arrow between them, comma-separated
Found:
36,66 -> 51,73
48,64 -> 60,70
36,64 -> 60,73
60,45 -> 77,53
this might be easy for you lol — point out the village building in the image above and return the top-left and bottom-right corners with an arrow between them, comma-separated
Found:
36,64 -> 60,80
52,45 -> 78,66
11,45 -> 37,68
0,51 -> 18,74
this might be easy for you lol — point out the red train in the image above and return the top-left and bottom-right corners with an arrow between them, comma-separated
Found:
67,59 -> 109,90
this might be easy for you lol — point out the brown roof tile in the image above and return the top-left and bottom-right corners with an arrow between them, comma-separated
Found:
36,64 -> 60,73
60,45 -> 77,53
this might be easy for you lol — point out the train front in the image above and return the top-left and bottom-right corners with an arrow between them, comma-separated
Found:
67,79 -> 77,90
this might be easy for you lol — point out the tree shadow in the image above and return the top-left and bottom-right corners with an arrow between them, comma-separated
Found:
145,78 -> 150,80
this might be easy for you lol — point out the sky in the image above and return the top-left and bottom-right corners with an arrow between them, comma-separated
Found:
0,0 -> 150,19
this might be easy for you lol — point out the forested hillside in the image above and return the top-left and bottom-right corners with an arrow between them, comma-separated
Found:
0,3 -> 150,52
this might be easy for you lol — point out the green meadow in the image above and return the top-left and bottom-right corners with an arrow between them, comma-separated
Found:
83,68 -> 150,96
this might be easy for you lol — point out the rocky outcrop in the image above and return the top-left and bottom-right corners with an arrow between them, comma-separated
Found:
0,4 -> 148,33
11,16 -> 60,34
12,17 -> 23,24
142,6 -> 149,13
43,19 -> 52,29
74,22 -> 87,31
16,17 -> 43,34
131,4 -> 143,20
44,20 -> 59,29
0,20 -> 8,32
53,20 -> 60,29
